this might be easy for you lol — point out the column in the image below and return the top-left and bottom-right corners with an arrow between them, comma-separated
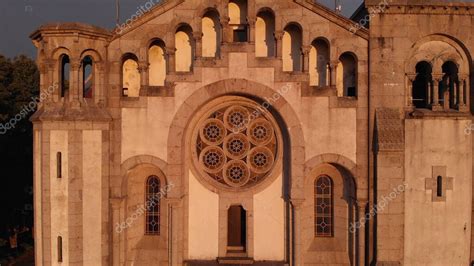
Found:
166,47 -> 176,74
138,61 -> 148,96
291,199 -> 304,266
301,45 -> 311,73
192,31 -> 203,59
221,16 -> 232,43
247,17 -> 256,44
70,59 -> 81,108
274,30 -> 284,59
459,75 -> 468,112
110,198 -> 123,266
96,62 -> 106,106
329,60 -> 339,87
45,59 -> 57,102
431,75 -> 442,111
406,74 -> 416,109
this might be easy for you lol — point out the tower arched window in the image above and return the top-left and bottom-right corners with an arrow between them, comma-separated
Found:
60,54 -> 70,98
145,175 -> 161,235
412,61 -> 432,108
82,56 -> 93,98
315,175 -> 333,237
441,61 -> 459,109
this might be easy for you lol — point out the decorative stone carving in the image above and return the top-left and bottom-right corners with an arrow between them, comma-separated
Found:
193,99 -> 279,189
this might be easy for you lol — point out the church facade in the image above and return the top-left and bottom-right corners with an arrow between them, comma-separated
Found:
29,0 -> 474,265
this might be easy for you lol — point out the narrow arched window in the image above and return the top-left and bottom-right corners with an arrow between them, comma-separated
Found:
175,24 -> 194,72
145,176 -> 161,235
315,175 -> 333,237
337,52 -> 357,97
60,54 -> 70,98
412,61 -> 432,108
229,0 -> 248,42
256,9 -> 275,57
82,56 -> 93,98
202,10 -> 221,58
149,40 -> 167,86
442,61 -> 459,109
283,23 -> 302,72
310,38 -> 330,86
122,54 -> 140,97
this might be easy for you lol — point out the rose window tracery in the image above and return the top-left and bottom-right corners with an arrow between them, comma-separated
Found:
194,100 -> 279,189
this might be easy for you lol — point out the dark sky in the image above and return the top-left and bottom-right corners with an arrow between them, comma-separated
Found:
0,0 -> 363,58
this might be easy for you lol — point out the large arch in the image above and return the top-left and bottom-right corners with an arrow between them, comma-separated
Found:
120,154 -> 168,196
166,78 -> 305,199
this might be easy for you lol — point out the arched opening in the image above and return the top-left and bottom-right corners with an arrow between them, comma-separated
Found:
310,38 -> 330,86
412,61 -> 432,108
337,52 -> 357,97
283,23 -> 303,72
255,9 -> 275,57
442,61 -> 459,109
59,54 -> 70,98
228,0 -> 248,42
227,205 -> 246,254
122,54 -> 140,97
175,24 -> 194,72
202,10 -> 221,58
306,162 -> 358,265
148,40 -> 167,86
82,56 -> 93,98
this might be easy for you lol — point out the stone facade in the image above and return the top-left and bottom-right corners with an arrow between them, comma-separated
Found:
29,0 -> 474,265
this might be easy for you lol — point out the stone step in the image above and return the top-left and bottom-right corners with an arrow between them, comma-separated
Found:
217,256 -> 254,265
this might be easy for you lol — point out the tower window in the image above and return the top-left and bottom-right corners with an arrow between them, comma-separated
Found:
82,56 -> 94,98
60,55 -> 70,98
57,152 -> 62,179
437,175 -> 443,197
57,236 -> 63,262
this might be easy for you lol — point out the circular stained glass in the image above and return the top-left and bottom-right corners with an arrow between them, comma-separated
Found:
194,99 -> 279,189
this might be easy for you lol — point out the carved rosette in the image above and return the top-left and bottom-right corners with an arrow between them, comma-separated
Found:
193,100 -> 279,189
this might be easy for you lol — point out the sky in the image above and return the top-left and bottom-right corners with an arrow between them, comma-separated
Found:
0,0 -> 363,58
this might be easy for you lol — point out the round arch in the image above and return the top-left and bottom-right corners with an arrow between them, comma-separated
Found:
120,155 -> 168,196
166,78 -> 305,198
405,34 -> 471,74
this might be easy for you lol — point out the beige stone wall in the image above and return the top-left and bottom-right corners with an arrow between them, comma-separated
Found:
49,130 -> 69,266
187,170 -> 219,259
253,173 -> 285,260
82,130 -> 103,265
405,119 -> 472,265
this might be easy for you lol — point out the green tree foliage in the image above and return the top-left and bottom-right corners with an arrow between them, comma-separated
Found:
0,55 -> 39,134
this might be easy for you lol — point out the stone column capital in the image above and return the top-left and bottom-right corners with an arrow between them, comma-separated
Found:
274,30 -> 284,40
165,47 -> 176,55
70,59 -> 81,71
406,73 -> 417,81
301,45 -> 312,55
192,31 -> 203,41
220,16 -> 230,25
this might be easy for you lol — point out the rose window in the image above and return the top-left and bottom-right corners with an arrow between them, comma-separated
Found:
194,100 -> 278,189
